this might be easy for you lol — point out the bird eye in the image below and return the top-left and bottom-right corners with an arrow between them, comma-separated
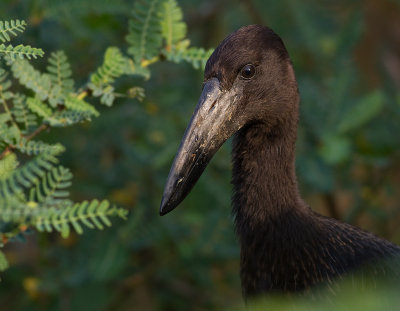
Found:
240,64 -> 256,79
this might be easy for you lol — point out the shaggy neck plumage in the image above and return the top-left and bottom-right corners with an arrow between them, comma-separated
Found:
232,106 -> 306,229
231,95 -> 313,296
231,99 -> 400,297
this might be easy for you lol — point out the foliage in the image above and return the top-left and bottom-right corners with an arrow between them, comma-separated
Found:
126,0 -> 163,64
241,280 -> 400,311
160,0 -> 187,50
0,0 -> 399,311
0,0 -> 213,279
47,50 -> 74,96
0,20 -> 43,60
126,0 -> 213,68
89,47 -> 132,106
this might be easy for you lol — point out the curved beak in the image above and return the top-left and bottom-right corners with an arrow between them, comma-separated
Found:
160,78 -> 242,215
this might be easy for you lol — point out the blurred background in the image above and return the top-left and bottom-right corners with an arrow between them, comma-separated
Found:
1,0 -> 400,310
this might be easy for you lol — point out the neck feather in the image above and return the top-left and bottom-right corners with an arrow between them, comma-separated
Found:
232,112 -> 307,229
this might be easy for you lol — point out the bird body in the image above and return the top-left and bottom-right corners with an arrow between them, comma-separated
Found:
160,25 -> 400,299
232,115 -> 399,297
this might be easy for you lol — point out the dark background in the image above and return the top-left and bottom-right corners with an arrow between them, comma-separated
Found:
1,0 -> 400,310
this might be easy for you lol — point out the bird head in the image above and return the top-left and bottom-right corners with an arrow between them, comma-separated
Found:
160,25 -> 298,215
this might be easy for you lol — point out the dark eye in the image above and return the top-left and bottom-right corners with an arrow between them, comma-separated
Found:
240,64 -> 256,79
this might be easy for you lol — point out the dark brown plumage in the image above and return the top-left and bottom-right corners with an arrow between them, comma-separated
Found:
160,25 -> 400,299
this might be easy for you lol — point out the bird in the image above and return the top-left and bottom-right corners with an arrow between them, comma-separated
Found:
159,24 -> 400,299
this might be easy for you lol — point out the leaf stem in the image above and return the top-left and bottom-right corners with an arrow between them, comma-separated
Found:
0,90 -> 20,134
25,123 -> 49,141
0,123 -> 49,160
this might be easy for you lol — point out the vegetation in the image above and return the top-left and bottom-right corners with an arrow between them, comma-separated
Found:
0,0 -> 210,272
0,0 -> 399,310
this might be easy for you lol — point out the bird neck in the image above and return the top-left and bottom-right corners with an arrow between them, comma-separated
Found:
232,114 -> 307,228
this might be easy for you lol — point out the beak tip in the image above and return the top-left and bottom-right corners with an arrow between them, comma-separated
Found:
159,195 -> 173,216
159,203 -> 167,217
159,204 -> 172,216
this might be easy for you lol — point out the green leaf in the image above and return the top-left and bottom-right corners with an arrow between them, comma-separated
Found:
15,139 -> 64,156
11,60 -> 53,101
3,124 -> 21,144
60,222 -> 70,238
0,153 -> 19,180
338,90 -> 384,134
47,50 -> 74,96
165,46 -> 213,69
35,199 -> 127,236
160,0 -> 187,50
49,110 -> 95,126
126,0 -> 163,63
26,97 -> 53,119
11,94 -> 37,134
0,198 -> 127,237
89,47 -> 132,106
64,95 -> 99,117
0,20 -> 27,43
0,147 -> 63,200
0,66 -> 12,92
90,47 -> 128,88
0,43 -> 44,60
29,165 -> 72,203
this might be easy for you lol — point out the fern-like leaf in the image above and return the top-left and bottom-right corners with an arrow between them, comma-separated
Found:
47,50 -> 74,95
0,68 -> 14,125
29,165 -> 72,204
26,97 -> 53,119
0,123 -> 20,145
0,152 -> 18,180
65,95 -> 99,116
126,0 -> 163,63
0,199 -> 127,238
50,110 -> 96,126
166,46 -> 213,69
11,95 -> 37,133
0,44 -> 44,60
34,199 -> 128,237
0,67 -> 12,95
159,0 -> 186,50
90,47 -> 129,87
89,47 -> 130,106
14,138 -> 64,156
0,148 -> 63,199
0,20 -> 27,43
11,60 -> 53,102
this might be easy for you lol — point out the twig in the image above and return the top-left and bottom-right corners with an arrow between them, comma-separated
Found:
0,123 -> 49,160
25,123 -> 49,141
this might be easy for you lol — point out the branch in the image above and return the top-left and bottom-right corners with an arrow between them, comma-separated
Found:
0,123 -> 49,160
25,123 -> 49,141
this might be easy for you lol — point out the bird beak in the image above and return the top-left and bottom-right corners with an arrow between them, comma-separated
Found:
160,78 -> 241,215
